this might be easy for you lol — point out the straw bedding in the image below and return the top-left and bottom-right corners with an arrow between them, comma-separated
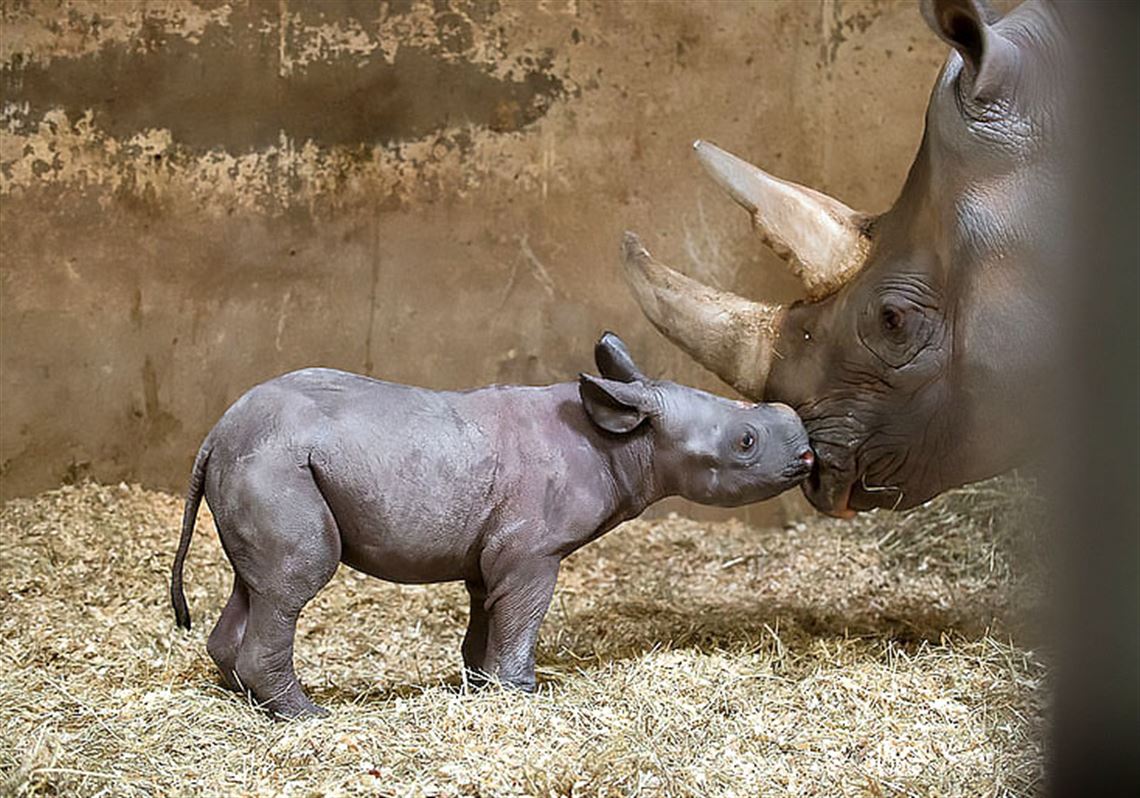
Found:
0,478 -> 1045,797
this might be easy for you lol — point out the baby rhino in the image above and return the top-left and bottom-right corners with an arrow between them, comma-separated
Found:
171,332 -> 812,719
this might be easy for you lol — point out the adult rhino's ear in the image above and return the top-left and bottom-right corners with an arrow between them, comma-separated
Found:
595,331 -> 647,383
578,373 -> 655,434
921,0 -> 1017,102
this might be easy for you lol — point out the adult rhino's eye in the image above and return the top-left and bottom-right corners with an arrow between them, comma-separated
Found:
881,305 -> 905,333
859,290 -> 938,368
739,431 -> 755,451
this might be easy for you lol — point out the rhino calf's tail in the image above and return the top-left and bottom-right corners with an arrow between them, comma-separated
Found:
171,444 -> 210,630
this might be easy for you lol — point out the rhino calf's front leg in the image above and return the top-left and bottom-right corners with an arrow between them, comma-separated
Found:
462,579 -> 491,689
482,556 -> 561,692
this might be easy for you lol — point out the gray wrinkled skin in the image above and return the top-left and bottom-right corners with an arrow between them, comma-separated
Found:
171,333 -> 811,719
764,0 -> 1069,515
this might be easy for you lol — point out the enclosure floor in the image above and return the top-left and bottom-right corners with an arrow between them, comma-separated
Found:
0,480 -> 1045,797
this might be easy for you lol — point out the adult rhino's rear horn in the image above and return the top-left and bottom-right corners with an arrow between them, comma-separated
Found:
620,232 -> 781,399
693,140 -> 872,300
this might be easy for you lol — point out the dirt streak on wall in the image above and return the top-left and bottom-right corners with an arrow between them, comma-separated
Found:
0,0 -> 945,524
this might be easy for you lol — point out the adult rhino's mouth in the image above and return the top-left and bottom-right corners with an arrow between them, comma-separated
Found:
803,463 -> 857,518
803,456 -> 905,518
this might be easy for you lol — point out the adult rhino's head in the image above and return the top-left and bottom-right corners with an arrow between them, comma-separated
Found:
622,0 -> 1067,516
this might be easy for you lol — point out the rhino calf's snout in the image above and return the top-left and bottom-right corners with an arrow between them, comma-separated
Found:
169,332 -> 810,719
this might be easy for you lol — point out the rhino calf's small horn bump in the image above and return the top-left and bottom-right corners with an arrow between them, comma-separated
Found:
618,230 -> 782,399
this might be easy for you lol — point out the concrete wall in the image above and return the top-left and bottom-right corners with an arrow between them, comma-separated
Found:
0,0 -> 949,523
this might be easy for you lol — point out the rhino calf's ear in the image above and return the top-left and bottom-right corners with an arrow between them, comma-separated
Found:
578,373 -> 654,434
921,0 -> 1017,102
594,331 -> 647,383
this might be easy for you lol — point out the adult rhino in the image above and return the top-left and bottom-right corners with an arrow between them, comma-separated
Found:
622,0 -> 1068,516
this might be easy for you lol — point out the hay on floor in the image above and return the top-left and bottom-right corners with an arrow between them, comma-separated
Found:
0,478 -> 1046,797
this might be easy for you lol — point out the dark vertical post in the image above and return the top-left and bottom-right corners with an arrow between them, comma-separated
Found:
1052,2 -> 1140,795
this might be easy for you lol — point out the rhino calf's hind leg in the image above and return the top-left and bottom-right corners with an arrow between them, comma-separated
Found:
206,577 -> 249,692
221,464 -> 342,720
234,594 -> 328,719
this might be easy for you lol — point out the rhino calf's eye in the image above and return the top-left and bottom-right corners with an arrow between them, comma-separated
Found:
739,431 -> 755,451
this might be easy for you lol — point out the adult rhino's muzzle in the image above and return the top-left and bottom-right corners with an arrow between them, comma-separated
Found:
802,438 -> 918,517
803,459 -> 857,519
803,459 -> 901,518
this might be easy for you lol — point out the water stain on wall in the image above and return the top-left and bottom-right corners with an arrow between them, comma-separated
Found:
1,6 -> 562,153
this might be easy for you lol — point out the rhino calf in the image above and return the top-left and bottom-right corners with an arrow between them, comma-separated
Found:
170,332 -> 812,719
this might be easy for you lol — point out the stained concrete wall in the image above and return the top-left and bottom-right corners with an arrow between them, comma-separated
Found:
0,0 -> 949,523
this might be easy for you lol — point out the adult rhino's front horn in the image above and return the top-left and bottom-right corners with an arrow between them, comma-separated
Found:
621,140 -> 873,397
